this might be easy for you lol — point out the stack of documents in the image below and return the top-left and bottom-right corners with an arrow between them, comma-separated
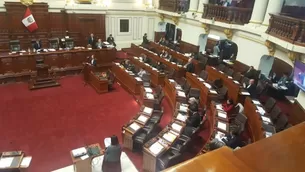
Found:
241,91 -> 250,95
177,91 -> 186,97
228,76 -> 233,79
134,56 -> 139,59
129,122 -> 141,131
143,107 -> 153,114
262,116 -> 271,123
146,93 -> 154,99
149,141 -> 164,155
171,123 -> 182,132
179,105 -> 188,112
169,79 -> 175,83
217,111 -> 227,118
217,121 -> 227,131
265,132 -> 273,138
177,113 -> 187,122
163,132 -> 177,143
115,63 -> 120,65
204,82 -> 212,89
215,131 -> 225,140
198,78 -> 204,81
210,90 -> 217,94
138,115 -> 148,123
71,147 -> 87,157
135,77 -> 142,81
175,85 -> 182,90
233,80 -> 240,84
144,87 -> 153,93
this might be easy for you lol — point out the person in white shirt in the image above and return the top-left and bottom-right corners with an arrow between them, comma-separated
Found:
138,68 -> 147,78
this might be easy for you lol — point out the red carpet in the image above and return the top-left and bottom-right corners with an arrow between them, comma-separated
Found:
0,75 -> 207,172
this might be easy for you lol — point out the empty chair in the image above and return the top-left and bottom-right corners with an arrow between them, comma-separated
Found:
256,80 -> 267,98
233,72 -> 242,81
229,113 -> 248,134
157,148 -> 182,171
178,77 -> 187,86
187,88 -> 200,100
264,97 -> 276,113
199,70 -> 208,80
216,86 -> 228,101
217,64 -> 226,71
224,67 -> 234,76
183,82 -> 191,95
142,73 -> 151,87
171,136 -> 191,153
275,114 -> 288,132
241,76 -> 250,86
9,40 -> 21,52
49,38 -> 59,49
153,91 -> 165,110
133,127 -> 154,151
270,105 -> 282,123
167,68 -> 176,79
149,111 -> 163,124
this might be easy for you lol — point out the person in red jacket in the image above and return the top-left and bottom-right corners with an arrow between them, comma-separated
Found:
222,99 -> 234,116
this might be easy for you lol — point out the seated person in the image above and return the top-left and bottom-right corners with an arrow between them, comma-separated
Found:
278,72 -> 289,86
142,55 -> 151,64
96,38 -> 103,49
159,50 -> 166,57
158,37 -> 166,45
102,135 -> 122,172
121,60 -> 135,72
88,55 -> 97,67
168,55 -> 176,62
142,33 -> 149,45
184,111 -> 201,136
222,130 -> 242,149
213,78 -> 223,89
156,62 -> 166,72
160,51 -> 168,59
138,68 -> 147,78
243,66 -> 256,79
184,58 -> 195,73
188,97 -> 199,113
34,39 -> 42,51
107,34 -> 116,47
222,99 -> 234,116
244,79 -> 257,98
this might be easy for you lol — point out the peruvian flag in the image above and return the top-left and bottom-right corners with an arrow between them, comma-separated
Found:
22,7 -> 38,32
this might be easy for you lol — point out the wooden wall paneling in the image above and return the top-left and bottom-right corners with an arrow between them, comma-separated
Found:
272,57 -> 293,77
49,12 -> 66,38
154,31 -> 166,42
1,57 -> 14,74
288,100 -> 305,125
180,40 -> 200,53
0,12 -> 9,50
45,54 -> 61,69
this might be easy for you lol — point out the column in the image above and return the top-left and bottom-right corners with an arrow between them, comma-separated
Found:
197,0 -> 209,13
249,0 -> 269,24
189,0 -> 199,12
263,0 -> 285,25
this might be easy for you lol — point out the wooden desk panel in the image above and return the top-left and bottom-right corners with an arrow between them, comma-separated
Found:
88,71 -> 108,94
244,97 -> 265,142
111,63 -> 143,95
164,78 -> 178,110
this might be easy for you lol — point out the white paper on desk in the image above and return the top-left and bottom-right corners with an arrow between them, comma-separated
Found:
170,130 -> 179,136
144,87 -> 153,93
216,104 -> 222,110
172,123 -> 182,132
175,85 -> 182,90
218,111 -> 227,118
152,68 -> 157,71
219,71 -> 224,74
181,103 -> 189,107
115,63 -> 120,65
134,56 -> 139,59
241,91 -> 250,95
192,73 -> 197,76
145,63 -> 149,66
72,147 -> 87,157
262,116 -> 271,123
256,106 -> 266,115
143,107 -> 153,114
149,141 -> 164,155
178,91 -> 186,97
80,154 -> 89,160
228,76 -> 233,79
0,157 -> 14,168
177,113 -> 187,122
252,100 -> 261,105
163,132 -> 177,143
146,93 -> 154,99
129,122 -> 141,131
265,132 -> 273,138
20,157 -> 32,167
169,79 -> 175,83
233,80 -> 240,84
171,62 -> 175,64
135,77 -> 142,81
210,90 -> 217,94
280,86 -> 288,90
272,83 -> 278,87
104,137 -> 111,148
138,115 -> 148,123
217,121 -> 227,131
198,77 -> 204,81
204,82 -> 212,89
179,105 -> 188,112
215,131 -> 225,140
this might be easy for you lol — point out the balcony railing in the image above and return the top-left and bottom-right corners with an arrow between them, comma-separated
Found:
159,0 -> 189,13
202,4 -> 252,25
266,14 -> 305,47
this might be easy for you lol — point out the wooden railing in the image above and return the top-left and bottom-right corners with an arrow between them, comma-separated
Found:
266,14 -> 305,47
202,4 -> 252,25
159,0 -> 189,13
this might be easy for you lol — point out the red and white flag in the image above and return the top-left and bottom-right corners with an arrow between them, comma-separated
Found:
22,7 -> 38,32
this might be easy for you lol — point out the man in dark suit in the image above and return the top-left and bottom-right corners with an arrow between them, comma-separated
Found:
222,130 -> 242,149
142,54 -> 151,64
142,33 -> 149,45
246,79 -> 257,98
88,33 -> 96,48
243,66 -> 256,79
34,39 -> 42,50
107,34 -> 116,47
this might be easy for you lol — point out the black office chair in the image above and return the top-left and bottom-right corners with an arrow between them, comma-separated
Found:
264,97 -> 276,113
229,113 -> 247,134
157,148 -> 182,171
182,82 -> 191,95
171,136 -> 191,153
187,88 -> 200,100
217,64 -> 226,71
133,127 -> 154,151
149,111 -> 164,124
270,105 -> 282,123
153,91 -> 165,110
142,73 -> 151,87
233,72 -> 242,82
224,67 -> 234,76
216,86 -> 228,101
199,70 -> 208,80
275,114 -> 288,132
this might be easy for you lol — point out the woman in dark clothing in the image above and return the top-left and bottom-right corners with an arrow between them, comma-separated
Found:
102,135 -> 122,172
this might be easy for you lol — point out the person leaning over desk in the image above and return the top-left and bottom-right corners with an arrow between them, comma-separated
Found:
102,135 -> 122,172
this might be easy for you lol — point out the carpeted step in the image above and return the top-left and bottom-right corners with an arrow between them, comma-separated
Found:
30,82 -> 60,90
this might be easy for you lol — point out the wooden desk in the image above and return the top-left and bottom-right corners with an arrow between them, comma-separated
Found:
163,78 -> 187,110
130,44 -> 186,78
140,86 -> 156,108
0,48 -> 116,83
148,42 -> 202,74
111,63 -> 143,95
206,66 -> 241,103
129,57 -> 165,86
0,151 -> 32,172
186,72 -> 218,107
122,120 -> 144,151
70,143 -> 103,172
143,120 -> 185,172
88,71 -> 109,94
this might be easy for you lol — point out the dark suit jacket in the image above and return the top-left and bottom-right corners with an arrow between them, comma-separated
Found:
143,57 -> 151,64
247,84 -> 257,98
88,37 -> 96,47
34,42 -> 42,50
107,37 -> 116,46
142,36 -> 149,44
244,69 -> 256,79
186,63 -> 195,73
186,113 -> 201,128
189,102 -> 199,112
223,134 -> 242,149
91,59 -> 97,67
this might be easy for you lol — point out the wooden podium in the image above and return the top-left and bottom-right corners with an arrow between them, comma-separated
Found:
70,143 -> 103,172
0,151 -> 32,172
